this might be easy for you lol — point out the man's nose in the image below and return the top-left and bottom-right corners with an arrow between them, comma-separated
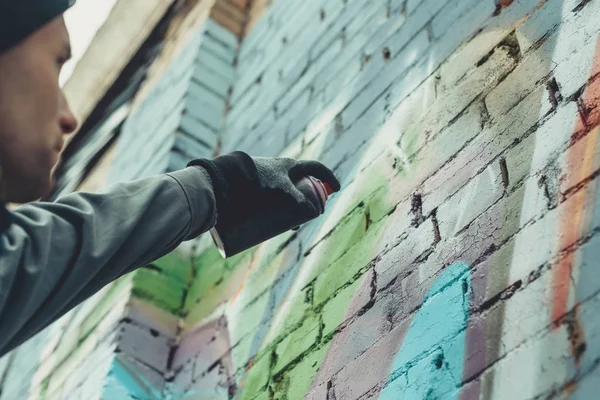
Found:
59,94 -> 78,134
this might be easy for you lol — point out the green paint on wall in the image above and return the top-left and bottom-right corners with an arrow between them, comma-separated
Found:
191,245 -> 224,272
254,393 -> 270,400
305,208 -> 367,284
231,333 -> 256,374
132,268 -> 186,314
183,258 -> 227,313
264,170 -> 394,396
310,168 -> 395,307
183,245 -> 256,327
182,160 -> 397,399
185,260 -> 254,328
321,276 -> 364,338
151,253 -> 193,285
185,247 -> 254,314
238,352 -> 271,400
185,247 -> 228,307
259,284 -> 312,350
273,314 -> 320,374
280,345 -> 328,400
39,376 -> 50,400
313,220 -> 384,306
367,185 -> 397,223
353,167 -> 389,203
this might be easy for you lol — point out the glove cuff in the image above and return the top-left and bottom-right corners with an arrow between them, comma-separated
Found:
187,151 -> 258,212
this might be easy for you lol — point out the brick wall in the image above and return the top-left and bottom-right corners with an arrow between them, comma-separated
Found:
174,0 -> 600,398
110,18 -> 238,183
2,0 -> 600,399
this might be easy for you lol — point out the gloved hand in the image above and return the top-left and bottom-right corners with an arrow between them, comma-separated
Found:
188,151 -> 341,222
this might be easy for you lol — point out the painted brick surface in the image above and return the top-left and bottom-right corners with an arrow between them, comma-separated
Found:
109,20 -> 237,184
5,0 -> 600,399
169,0 -> 600,398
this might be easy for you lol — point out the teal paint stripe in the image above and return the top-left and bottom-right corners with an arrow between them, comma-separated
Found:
379,261 -> 471,400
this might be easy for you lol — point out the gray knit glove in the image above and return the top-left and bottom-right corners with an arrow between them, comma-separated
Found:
253,157 -> 341,204
189,151 -> 341,220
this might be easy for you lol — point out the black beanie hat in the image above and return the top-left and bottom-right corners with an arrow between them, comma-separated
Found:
0,0 -> 76,52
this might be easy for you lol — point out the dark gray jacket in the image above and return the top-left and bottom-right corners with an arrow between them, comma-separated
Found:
0,166 -> 216,357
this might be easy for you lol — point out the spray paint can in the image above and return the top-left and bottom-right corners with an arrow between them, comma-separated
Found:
210,176 -> 333,258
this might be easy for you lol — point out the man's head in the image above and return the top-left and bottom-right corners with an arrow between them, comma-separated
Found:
0,6 -> 78,203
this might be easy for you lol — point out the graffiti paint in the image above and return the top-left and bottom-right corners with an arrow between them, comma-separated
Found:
379,262 -> 471,400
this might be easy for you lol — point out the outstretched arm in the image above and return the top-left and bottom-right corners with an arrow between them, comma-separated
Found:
0,166 -> 216,357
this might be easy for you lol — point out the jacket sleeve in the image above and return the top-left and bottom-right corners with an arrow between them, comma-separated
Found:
0,166 -> 216,357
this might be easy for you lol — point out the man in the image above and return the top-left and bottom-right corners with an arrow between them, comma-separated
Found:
0,1 -> 340,358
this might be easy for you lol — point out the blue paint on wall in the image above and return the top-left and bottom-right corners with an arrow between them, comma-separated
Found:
103,357 -> 160,400
379,261 -> 471,400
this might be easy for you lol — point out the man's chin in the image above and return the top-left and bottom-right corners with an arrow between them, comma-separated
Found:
6,176 -> 54,204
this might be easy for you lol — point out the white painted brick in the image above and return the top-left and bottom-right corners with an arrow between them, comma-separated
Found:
436,20 -> 509,92
331,318 -> 411,400
324,98 -> 483,252
467,183 -> 598,314
504,102 -> 579,189
422,84 -> 552,215
401,36 -> 517,154
40,2 -> 600,400
375,218 -> 437,290
485,42 -> 552,119
437,161 -> 505,239
418,183 -> 532,288
407,99 -> 484,180
479,323 -> 571,399
421,153 -> 600,301
45,335 -> 101,399
200,36 -> 237,66
192,64 -> 230,98
116,323 -> 171,373
376,0 -> 439,58
314,3 -> 399,99
553,31 -> 600,98
480,290 -> 600,399
58,341 -> 116,400
340,29 -> 430,132
305,383 -> 328,400
515,0 -> 567,53
490,0 -> 600,117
